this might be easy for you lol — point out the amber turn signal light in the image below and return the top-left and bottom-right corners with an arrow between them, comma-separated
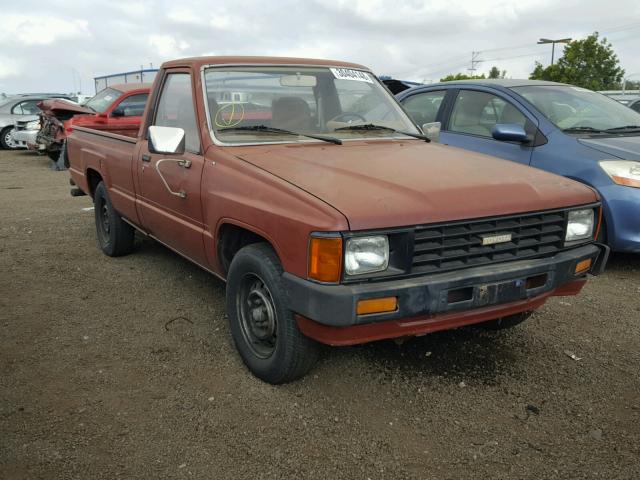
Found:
308,236 -> 343,283
575,258 -> 592,274
357,297 -> 398,316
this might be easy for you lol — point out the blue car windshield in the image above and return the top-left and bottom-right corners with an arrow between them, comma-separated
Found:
511,85 -> 640,132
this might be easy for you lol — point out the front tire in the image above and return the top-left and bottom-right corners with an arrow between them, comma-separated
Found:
226,243 -> 320,384
94,181 -> 134,257
478,311 -> 533,330
0,127 -> 17,149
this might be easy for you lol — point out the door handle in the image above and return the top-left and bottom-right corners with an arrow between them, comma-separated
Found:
141,154 -> 151,162
155,158 -> 189,199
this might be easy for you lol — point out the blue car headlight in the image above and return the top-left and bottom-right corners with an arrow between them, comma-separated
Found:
600,160 -> 640,188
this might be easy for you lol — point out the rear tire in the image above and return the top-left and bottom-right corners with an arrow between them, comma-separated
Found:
94,181 -> 134,257
478,311 -> 533,331
226,243 -> 320,384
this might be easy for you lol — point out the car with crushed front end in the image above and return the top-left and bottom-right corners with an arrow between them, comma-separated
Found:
66,56 -> 608,384
0,94 -> 72,149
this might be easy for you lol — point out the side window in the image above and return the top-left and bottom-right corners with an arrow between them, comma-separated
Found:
402,90 -> 446,126
154,73 -> 200,153
631,102 -> 640,114
450,90 -> 526,137
13,100 -> 40,115
116,94 -> 148,117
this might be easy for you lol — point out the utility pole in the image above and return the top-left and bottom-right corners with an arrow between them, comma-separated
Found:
537,38 -> 572,65
467,51 -> 481,76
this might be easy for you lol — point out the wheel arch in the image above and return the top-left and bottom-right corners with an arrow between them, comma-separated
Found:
215,219 -> 284,277
85,168 -> 104,198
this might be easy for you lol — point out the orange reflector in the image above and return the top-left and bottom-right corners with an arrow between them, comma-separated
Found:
308,236 -> 343,283
357,297 -> 398,316
575,258 -> 592,274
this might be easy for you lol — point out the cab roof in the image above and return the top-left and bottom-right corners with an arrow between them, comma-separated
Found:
161,56 -> 369,71
107,83 -> 152,93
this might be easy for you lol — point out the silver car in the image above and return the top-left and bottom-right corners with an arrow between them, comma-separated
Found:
0,94 -> 71,149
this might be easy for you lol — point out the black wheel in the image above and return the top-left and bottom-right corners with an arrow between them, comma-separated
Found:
47,149 -> 61,162
94,181 -> 134,257
478,311 -> 533,331
226,243 -> 320,383
0,127 -> 17,149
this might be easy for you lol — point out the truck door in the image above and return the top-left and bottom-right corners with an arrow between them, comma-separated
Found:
439,88 -> 536,165
105,93 -> 149,137
137,70 -> 207,266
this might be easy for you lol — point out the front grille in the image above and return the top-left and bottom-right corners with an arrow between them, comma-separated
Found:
411,209 -> 568,274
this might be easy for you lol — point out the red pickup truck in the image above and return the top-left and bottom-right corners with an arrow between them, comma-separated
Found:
67,56 -> 609,384
38,83 -> 150,162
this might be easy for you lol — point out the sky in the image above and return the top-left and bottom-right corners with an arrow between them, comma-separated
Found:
1,0 -> 639,95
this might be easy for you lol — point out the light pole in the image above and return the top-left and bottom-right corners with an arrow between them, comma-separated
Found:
537,37 -> 572,65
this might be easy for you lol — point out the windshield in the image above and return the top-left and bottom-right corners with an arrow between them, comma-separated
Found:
511,85 -> 640,133
84,87 -> 123,113
203,66 -> 419,144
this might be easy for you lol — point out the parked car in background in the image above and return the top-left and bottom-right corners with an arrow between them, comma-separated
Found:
397,80 -> 640,253
69,94 -> 93,105
38,83 -> 150,162
0,94 -> 72,149
628,98 -> 640,114
67,56 -> 607,383
379,76 -> 423,94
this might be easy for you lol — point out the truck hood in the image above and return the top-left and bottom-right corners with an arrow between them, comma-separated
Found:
234,141 -> 598,230
578,135 -> 640,160
38,99 -> 93,116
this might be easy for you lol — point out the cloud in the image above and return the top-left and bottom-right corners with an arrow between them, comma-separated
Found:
148,35 -> 190,58
0,14 -> 89,46
0,56 -> 22,79
0,0 -> 639,94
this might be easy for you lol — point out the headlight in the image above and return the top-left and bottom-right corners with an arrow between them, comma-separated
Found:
600,160 -> 640,188
565,209 -> 594,243
26,120 -> 40,130
344,236 -> 389,275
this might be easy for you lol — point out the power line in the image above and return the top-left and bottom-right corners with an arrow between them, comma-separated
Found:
467,51 -> 481,75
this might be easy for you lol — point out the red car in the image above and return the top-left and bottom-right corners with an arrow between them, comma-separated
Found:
37,83 -> 150,163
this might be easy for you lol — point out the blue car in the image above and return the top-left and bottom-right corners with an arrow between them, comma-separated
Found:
396,80 -> 640,253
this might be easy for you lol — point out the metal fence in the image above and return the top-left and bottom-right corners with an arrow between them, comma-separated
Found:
94,69 -> 158,93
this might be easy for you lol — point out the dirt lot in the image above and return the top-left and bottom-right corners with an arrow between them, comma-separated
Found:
1,148 -> 639,479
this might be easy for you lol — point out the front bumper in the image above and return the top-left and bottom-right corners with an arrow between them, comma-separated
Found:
599,184 -> 640,253
11,130 -> 42,150
285,243 -> 608,334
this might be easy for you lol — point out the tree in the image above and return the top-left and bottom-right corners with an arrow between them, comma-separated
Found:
488,66 -> 507,79
440,66 -> 506,82
529,32 -> 624,90
623,79 -> 640,90
440,72 -> 486,82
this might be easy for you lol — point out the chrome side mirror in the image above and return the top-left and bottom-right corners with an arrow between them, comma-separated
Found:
422,122 -> 441,143
148,126 -> 185,154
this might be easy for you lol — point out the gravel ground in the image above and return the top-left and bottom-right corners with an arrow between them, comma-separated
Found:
1,149 -> 639,480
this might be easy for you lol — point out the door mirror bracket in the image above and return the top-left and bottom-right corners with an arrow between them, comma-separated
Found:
148,125 -> 186,155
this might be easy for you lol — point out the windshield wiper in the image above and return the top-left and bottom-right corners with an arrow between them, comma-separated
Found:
604,125 -> 640,133
334,123 -> 430,142
562,126 -> 608,134
217,125 -> 342,145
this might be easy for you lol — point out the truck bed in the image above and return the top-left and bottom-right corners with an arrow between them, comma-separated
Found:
67,126 -> 141,226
